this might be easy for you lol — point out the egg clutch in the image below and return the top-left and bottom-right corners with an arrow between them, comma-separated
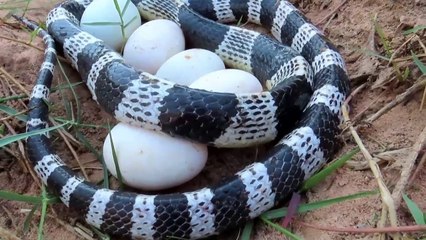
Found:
80,0 -> 263,190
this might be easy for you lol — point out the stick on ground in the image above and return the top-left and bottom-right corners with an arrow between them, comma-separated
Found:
391,126 -> 426,208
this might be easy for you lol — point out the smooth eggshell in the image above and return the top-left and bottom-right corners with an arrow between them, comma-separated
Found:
123,19 -> 185,74
190,69 -> 263,93
103,123 -> 207,190
80,0 -> 141,51
156,49 -> 225,86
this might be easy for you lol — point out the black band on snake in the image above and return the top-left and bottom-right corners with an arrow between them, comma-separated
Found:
15,0 -> 350,239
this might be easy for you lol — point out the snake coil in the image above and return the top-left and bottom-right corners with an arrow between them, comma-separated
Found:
19,0 -> 350,239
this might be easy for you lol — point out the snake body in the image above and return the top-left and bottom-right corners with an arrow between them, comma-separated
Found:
21,0 -> 350,239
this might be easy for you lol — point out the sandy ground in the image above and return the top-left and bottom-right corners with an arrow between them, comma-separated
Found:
0,0 -> 425,239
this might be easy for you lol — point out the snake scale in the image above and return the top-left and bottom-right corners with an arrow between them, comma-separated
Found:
17,0 -> 350,239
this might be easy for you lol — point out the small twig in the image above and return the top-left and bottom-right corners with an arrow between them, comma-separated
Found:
69,158 -> 99,169
387,34 -> 416,65
1,70 -> 27,109
281,192 -> 301,227
0,226 -> 20,240
0,35 -> 68,62
54,122 -> 89,180
72,166 -> 103,171
342,105 -> 399,237
352,90 -> 387,124
421,78 -> 426,110
368,14 -> 378,52
49,117 -> 81,148
409,152 -> 426,185
392,53 -> 426,64
0,35 -> 44,52
0,108 -> 29,122
366,78 -> 426,123
416,35 -> 426,53
1,205 -> 17,229
344,82 -> 367,105
322,12 -> 335,32
0,144 -> 20,162
317,0 -> 348,25
74,227 -> 96,240
296,221 -> 426,234
391,126 -> 426,208
0,67 -> 31,96
75,223 -> 96,240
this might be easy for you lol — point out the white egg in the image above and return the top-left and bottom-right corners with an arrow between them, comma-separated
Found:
156,49 -> 225,86
190,69 -> 263,93
123,19 -> 185,74
103,123 -> 207,190
80,0 -> 141,51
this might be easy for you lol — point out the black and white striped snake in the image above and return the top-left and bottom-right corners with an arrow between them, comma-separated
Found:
17,0 -> 350,239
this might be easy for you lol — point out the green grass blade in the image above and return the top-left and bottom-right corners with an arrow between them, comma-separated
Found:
403,194 -> 425,225
262,190 -> 378,220
361,48 -> 390,61
57,59 -> 82,123
260,216 -> 302,240
412,52 -> 426,75
38,186 -> 48,240
402,66 -> 410,81
23,204 -> 40,233
0,190 -> 60,205
113,0 -> 122,16
29,27 -> 40,42
0,3 -> 24,10
373,19 -> 392,58
403,25 -> 426,35
123,15 -> 138,29
240,221 -> 254,240
122,0 -> 131,15
81,21 -> 121,26
0,124 -> 5,135
0,94 -> 27,103
61,97 -> 72,121
108,125 -> 124,189
0,190 -> 43,204
54,118 -> 107,129
22,0 -> 31,16
236,15 -> 244,26
53,81 -> 83,92
296,190 -> 377,213
0,104 -> 28,122
0,123 -> 67,148
301,147 -> 360,191
113,0 -> 126,39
